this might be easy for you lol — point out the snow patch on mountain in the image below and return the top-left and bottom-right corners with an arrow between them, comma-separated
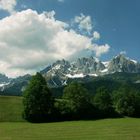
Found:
88,74 -> 98,77
130,59 -> 137,64
0,82 -> 10,91
0,82 -> 10,87
52,64 -> 61,70
100,68 -> 108,73
102,61 -> 110,67
66,73 -> 85,78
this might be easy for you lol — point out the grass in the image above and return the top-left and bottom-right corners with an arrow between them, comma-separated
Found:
0,96 -> 24,122
0,118 -> 140,140
0,96 -> 140,140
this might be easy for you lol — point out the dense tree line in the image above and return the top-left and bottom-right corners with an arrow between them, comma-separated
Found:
23,73 -> 140,122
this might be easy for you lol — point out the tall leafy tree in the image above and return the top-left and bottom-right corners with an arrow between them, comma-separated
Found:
94,86 -> 113,117
113,87 -> 140,117
62,82 -> 94,119
23,72 -> 53,122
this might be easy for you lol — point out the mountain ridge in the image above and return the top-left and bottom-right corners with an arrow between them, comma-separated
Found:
0,54 -> 140,95
41,54 -> 140,85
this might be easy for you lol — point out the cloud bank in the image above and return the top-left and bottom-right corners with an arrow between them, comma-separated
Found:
0,9 -> 110,77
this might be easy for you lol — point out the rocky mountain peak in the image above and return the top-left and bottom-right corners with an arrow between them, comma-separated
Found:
108,54 -> 140,73
0,54 -> 140,91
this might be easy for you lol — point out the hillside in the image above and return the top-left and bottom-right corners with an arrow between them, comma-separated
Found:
1,72 -> 140,97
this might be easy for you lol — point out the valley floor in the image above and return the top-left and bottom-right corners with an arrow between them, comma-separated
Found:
0,118 -> 140,140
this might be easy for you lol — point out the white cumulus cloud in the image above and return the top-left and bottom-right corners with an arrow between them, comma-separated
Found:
0,9 -> 110,77
93,31 -> 100,40
74,13 -> 93,34
0,0 -> 17,14
92,44 -> 110,57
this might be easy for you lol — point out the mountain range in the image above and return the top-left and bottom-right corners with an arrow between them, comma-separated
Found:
0,54 -> 140,95
41,54 -> 140,86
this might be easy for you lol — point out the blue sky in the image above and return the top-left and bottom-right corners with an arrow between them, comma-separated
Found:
0,0 -> 140,77
14,0 -> 140,60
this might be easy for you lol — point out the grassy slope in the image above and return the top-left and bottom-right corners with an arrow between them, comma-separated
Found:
0,96 -> 24,122
0,118 -> 140,140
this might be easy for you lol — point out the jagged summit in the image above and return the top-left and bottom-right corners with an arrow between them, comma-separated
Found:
108,54 -> 140,73
39,54 -> 140,87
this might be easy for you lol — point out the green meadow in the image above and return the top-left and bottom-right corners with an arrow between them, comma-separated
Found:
0,118 -> 140,140
0,96 -> 24,122
0,96 -> 140,140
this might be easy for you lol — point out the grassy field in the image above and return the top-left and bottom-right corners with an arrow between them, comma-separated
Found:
0,118 -> 140,140
0,96 -> 140,140
0,96 -> 24,122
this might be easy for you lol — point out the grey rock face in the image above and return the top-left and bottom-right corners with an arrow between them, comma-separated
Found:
72,57 -> 105,74
42,57 -> 104,76
108,54 -> 140,73
0,74 -> 9,83
41,57 -> 106,87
